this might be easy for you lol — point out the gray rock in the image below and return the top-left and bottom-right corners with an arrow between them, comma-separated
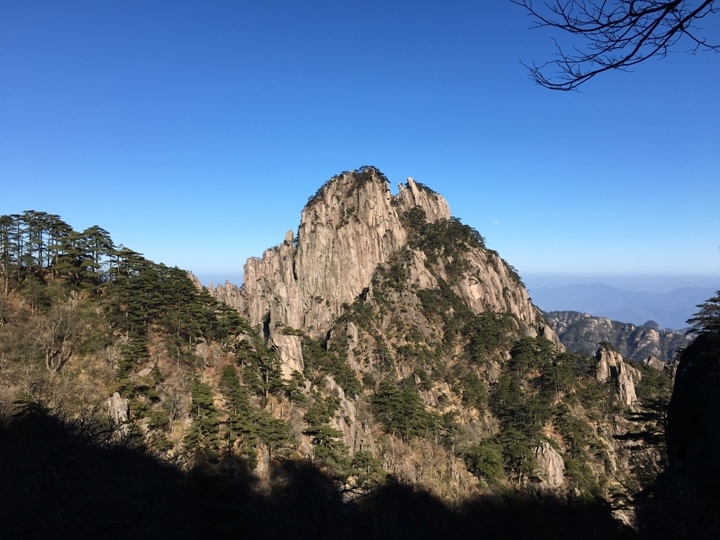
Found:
210,168 -> 561,375
107,392 -> 129,424
595,346 -> 638,406
644,356 -> 666,372
534,440 -> 565,489
543,310 -> 690,362
270,332 -> 304,379
137,367 -> 153,378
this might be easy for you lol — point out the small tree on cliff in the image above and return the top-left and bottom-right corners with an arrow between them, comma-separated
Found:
687,291 -> 720,334
513,0 -> 719,90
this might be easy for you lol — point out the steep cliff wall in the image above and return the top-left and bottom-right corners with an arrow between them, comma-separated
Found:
222,167 -> 547,353
240,169 -> 454,339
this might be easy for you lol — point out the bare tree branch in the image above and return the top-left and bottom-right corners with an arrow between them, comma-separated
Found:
513,0 -> 719,90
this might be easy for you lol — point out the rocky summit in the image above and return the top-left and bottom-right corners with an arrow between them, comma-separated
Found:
211,166 -> 555,377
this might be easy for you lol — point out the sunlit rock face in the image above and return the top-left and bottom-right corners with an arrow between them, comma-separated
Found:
595,345 -> 639,406
211,167 -> 558,376
535,440 -> 566,490
240,170 -> 451,341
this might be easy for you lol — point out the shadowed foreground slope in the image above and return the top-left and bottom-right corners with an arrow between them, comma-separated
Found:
0,407 -> 636,540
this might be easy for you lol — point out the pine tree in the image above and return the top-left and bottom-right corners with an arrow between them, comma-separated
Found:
688,291 -> 720,335
219,364 -> 258,452
185,378 -> 220,452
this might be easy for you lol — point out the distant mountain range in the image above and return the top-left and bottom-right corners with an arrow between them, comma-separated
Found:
528,283 -> 715,330
543,310 -> 691,363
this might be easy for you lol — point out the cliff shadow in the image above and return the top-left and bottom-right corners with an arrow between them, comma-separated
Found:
1,406 -> 638,540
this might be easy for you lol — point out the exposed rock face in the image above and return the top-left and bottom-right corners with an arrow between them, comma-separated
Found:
325,376 -> 360,449
544,310 -> 690,362
216,167 -> 556,377
107,392 -> 129,424
539,323 -> 564,351
534,441 -> 566,490
395,177 -> 450,222
595,346 -> 639,406
643,355 -> 666,372
208,280 -> 244,313
242,171 -> 458,338
137,367 -> 153,378
450,250 -> 538,326
202,167 -> 562,377
241,170 -> 423,338
270,333 -> 304,379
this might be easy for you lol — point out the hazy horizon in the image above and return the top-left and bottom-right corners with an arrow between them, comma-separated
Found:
523,274 -> 719,294
194,270 -> 717,295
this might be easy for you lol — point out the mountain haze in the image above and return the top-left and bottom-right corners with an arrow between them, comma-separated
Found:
530,283 -> 714,330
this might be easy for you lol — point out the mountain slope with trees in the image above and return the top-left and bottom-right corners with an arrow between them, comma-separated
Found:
0,169 -> 678,536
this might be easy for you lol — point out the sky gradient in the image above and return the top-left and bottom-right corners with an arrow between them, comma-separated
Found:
2,1 -> 719,291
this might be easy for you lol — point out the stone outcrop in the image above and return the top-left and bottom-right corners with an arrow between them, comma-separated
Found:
643,355 -> 666,372
270,332 -> 304,379
241,170 -> 450,340
595,346 -> 640,406
208,280 -> 244,313
325,376 -> 360,449
394,177 -> 450,222
107,392 -> 129,424
450,250 -> 539,327
534,441 -> 565,490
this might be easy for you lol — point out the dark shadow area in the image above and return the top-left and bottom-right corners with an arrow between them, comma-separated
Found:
636,332 -> 720,540
0,406 -> 638,540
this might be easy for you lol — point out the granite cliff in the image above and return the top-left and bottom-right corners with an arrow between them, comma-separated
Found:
211,167 -> 550,376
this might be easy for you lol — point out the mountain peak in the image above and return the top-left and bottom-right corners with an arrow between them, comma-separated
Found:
220,167 -> 551,377
241,168 -> 454,339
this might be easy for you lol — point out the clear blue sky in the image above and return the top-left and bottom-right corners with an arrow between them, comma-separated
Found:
2,1 -> 719,291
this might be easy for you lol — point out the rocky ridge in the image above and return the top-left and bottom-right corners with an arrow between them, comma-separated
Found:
543,310 -> 690,363
0,187 -> 682,535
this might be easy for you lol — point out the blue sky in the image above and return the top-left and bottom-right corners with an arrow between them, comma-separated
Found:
2,1 -> 719,291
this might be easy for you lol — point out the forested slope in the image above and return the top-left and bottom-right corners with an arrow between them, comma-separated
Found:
0,170 -> 681,537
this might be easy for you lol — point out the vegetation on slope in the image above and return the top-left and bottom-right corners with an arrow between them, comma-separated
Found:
328,206 -> 671,503
0,211 -> 293,468
0,204 -> 680,537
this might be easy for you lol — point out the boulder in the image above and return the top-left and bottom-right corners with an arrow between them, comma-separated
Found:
595,346 -> 637,406
107,392 -> 129,424
534,440 -> 565,490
